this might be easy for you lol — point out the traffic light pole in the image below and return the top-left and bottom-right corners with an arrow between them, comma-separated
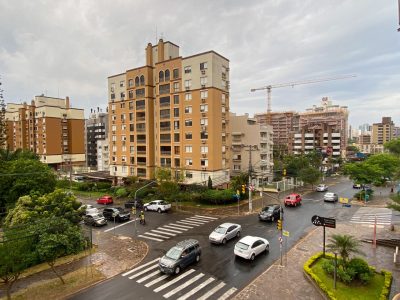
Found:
280,207 -> 283,266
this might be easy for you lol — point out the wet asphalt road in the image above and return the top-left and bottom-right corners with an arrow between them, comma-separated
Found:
71,177 -> 359,300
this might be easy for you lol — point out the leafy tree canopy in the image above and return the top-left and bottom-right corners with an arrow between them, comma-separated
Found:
384,138 -> 400,156
283,154 -> 310,178
298,166 -> 321,187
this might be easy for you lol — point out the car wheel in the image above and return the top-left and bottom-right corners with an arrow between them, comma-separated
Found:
144,207 -> 148,212
222,238 -> 227,245
174,266 -> 181,275
196,254 -> 200,262
157,208 -> 162,213
236,231 -> 241,238
250,253 -> 255,261
266,245 -> 270,252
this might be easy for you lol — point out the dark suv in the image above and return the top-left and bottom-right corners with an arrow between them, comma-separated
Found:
159,239 -> 201,275
259,204 -> 282,222
102,207 -> 130,222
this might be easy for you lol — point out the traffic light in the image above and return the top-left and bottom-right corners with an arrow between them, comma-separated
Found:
283,168 -> 286,176
277,219 -> 282,230
241,184 -> 246,193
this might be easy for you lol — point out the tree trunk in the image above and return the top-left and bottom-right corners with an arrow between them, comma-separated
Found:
49,262 -> 65,284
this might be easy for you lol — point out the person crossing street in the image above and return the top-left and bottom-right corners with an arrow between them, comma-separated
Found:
139,210 -> 146,225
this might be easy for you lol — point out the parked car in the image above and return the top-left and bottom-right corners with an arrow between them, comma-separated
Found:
353,183 -> 362,189
159,239 -> 201,275
234,236 -> 269,260
284,193 -> 302,207
258,204 -> 282,222
79,204 -> 99,216
323,192 -> 338,202
97,195 -> 113,205
144,200 -> 171,213
83,213 -> 107,226
102,207 -> 130,222
316,184 -> 328,192
124,199 -> 143,210
362,184 -> 373,193
209,223 -> 241,244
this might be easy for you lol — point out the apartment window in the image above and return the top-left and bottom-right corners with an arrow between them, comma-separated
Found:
111,93 -> 115,100
185,119 -> 192,127
160,109 -> 170,119
185,146 -> 192,153
173,68 -> 179,79
136,100 -> 145,110
130,146 -> 135,153
135,76 -> 140,87
200,62 -> 208,70
185,93 -> 192,101
184,106 -> 192,114
112,135 -> 116,142
201,159 -> 208,167
140,75 -> 145,86
184,66 -> 191,74
120,80 -> 125,87
200,118 -> 208,126
136,88 -> 145,97
111,104 -> 116,111
121,124 -> 126,131
159,84 -> 170,95
159,71 -> 164,82
130,135 -> 134,142
165,69 -> 170,81
120,114 -> 126,121
173,108 -> 179,118
111,125 -> 116,132
111,115 -> 117,121
201,131 -> 208,139
111,83 -> 115,92
129,124 -> 134,131
234,165 -> 241,170
185,159 -> 193,166
174,133 -> 180,142
200,77 -> 207,86
128,90 -> 134,99
173,95 -> 179,105
201,146 -> 208,153
128,79 -> 133,87
173,82 -> 179,92
185,133 -> 192,140
120,102 -> 125,108
184,80 -> 191,89
129,112 -> 134,121
222,93 -> 226,103
128,101 -> 134,109
200,90 -> 208,99
186,172 -> 193,178
121,135 -> 127,141
160,96 -> 170,107
200,104 -> 208,112
174,120 -> 180,130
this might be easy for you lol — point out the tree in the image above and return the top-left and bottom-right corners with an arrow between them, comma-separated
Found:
384,138 -> 400,156
208,176 -> 213,189
298,166 -> 320,188
327,234 -> 364,267
155,167 -> 172,182
305,150 -> 323,169
346,145 -> 359,153
365,153 -> 400,182
230,172 -> 248,197
35,218 -> 85,284
283,154 -> 310,178
158,181 -> 180,202
344,162 -> 384,185
5,189 -> 82,227
0,78 -> 6,149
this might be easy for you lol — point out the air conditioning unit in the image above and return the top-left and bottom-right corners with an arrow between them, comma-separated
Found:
201,84 -> 206,88
201,70 -> 206,75
226,67 -> 230,71
201,98 -> 206,102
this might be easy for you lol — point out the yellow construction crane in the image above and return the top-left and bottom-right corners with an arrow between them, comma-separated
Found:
250,74 -> 356,124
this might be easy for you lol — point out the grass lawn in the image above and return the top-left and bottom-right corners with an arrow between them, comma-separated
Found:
312,258 -> 385,300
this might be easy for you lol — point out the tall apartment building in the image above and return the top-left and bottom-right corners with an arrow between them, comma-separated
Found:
372,117 -> 395,145
108,39 -> 230,184
86,109 -> 108,170
5,95 -> 85,167
97,139 -> 110,171
230,113 -> 273,185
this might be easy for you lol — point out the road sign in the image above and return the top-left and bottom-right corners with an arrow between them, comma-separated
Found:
339,197 -> 349,204
312,215 -> 336,228
323,217 -> 336,228
283,230 -> 290,237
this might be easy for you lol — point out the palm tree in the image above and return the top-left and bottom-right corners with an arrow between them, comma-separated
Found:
327,234 -> 364,266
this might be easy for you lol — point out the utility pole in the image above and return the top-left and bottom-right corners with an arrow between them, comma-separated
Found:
243,144 -> 258,212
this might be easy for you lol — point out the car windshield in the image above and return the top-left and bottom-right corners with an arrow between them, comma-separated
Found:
93,214 -> 103,219
214,226 -> 227,234
262,207 -> 274,212
288,195 -> 296,200
165,247 -> 182,260
235,242 -> 249,250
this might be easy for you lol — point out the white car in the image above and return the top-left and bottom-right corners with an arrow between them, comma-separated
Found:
79,204 -> 99,215
324,192 -> 338,202
209,223 -> 241,244
234,236 -> 269,260
316,184 -> 328,192
143,200 -> 171,213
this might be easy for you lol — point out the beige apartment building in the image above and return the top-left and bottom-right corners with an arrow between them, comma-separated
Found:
372,117 -> 395,145
108,39 -> 230,184
230,113 -> 273,186
5,96 -> 85,167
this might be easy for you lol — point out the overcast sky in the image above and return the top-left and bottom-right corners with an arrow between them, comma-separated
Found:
1,0 -> 399,128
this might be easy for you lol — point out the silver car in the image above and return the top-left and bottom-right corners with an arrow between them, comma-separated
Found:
209,223 -> 241,244
316,184 -> 328,192
324,192 -> 338,202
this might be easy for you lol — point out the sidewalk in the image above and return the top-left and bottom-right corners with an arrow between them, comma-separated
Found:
233,222 -> 400,300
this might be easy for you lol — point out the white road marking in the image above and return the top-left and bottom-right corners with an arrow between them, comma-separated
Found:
136,270 -> 161,283
122,258 -> 160,277
350,220 -> 391,225
163,273 -> 205,298
195,215 -> 218,220
157,227 -> 183,233
197,282 -> 226,300
218,287 -> 238,300
187,216 -> 213,222
185,217 -> 209,223
144,232 -> 171,239
167,223 -> 193,229
176,277 -> 216,300
154,269 -> 196,293
128,263 -> 160,279
103,218 -> 136,233
138,235 -> 164,242
176,221 -> 201,226
145,274 -> 169,287
151,229 -> 176,236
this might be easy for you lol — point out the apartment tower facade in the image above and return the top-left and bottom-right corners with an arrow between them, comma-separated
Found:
372,117 -> 395,145
108,39 -> 230,184
86,109 -> 108,170
5,96 -> 85,167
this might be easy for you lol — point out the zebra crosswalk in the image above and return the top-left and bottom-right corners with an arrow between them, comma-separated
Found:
122,257 -> 237,300
138,215 -> 218,242
350,207 -> 392,226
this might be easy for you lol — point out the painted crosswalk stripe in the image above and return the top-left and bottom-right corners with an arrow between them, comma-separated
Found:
157,227 -> 183,233
143,232 -> 171,239
122,258 -> 160,277
176,277 -> 216,300
167,223 -> 193,229
185,217 -> 209,223
145,274 -> 169,287
177,221 -> 201,226
218,287 -> 238,300
136,270 -> 161,283
350,220 -> 391,225
151,229 -> 176,236
154,269 -> 196,293
128,263 -> 160,279
195,215 -> 218,220
187,216 -> 213,221
104,219 -> 136,233
138,235 -> 164,242
163,273 -> 205,298
197,282 -> 226,300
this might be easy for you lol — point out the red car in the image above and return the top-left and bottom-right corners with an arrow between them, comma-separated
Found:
284,193 -> 302,207
97,195 -> 113,205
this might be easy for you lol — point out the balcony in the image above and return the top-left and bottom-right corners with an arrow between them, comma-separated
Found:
161,151 -> 172,155
137,139 -> 146,144
160,126 -> 171,132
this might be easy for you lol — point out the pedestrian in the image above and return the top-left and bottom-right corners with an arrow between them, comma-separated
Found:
139,210 -> 146,225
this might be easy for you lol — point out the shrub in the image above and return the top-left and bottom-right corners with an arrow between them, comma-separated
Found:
115,187 -> 128,198
96,182 -> 112,191
337,267 -> 355,284
322,260 -> 334,275
198,189 -> 235,205
380,269 -> 392,300
348,257 -> 370,275
359,272 -> 372,285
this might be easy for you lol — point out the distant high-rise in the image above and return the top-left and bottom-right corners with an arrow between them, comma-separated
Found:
372,117 -> 395,145
86,109 -> 108,170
